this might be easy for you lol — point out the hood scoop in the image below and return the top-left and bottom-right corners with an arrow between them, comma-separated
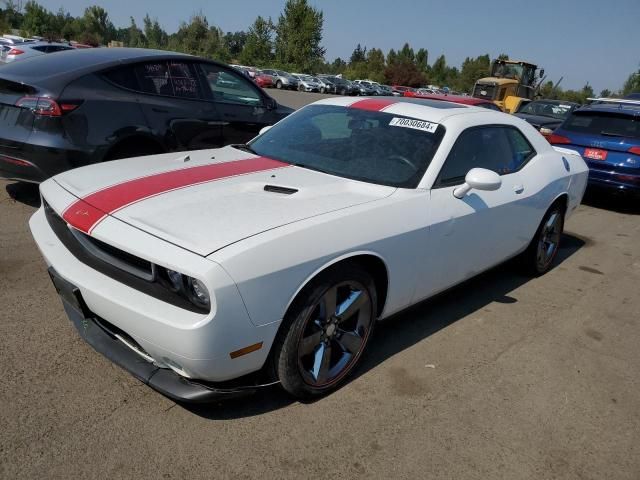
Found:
263,184 -> 298,195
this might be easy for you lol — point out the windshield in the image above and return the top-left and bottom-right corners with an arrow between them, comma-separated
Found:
563,111 -> 640,139
248,104 -> 445,188
519,101 -> 575,119
492,62 -> 524,80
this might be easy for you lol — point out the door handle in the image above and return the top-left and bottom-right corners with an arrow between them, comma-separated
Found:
514,184 -> 524,194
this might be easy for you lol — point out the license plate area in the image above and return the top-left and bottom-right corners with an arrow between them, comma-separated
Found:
584,148 -> 608,161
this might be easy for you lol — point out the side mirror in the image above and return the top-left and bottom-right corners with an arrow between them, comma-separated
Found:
259,125 -> 273,136
453,168 -> 502,199
539,68 -> 545,78
265,97 -> 277,110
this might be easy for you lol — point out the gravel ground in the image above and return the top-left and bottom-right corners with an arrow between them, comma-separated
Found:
1,90 -> 639,479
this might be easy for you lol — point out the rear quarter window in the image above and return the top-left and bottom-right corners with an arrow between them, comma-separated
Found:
102,66 -> 140,91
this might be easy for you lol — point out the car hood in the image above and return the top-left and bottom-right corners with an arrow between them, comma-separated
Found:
514,113 -> 562,128
54,147 -> 395,256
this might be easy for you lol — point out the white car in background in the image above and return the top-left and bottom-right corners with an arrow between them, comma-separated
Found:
31,97 -> 588,402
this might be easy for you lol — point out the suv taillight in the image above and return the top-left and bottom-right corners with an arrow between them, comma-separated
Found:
548,133 -> 571,144
15,97 -> 63,116
7,48 -> 24,55
628,146 -> 640,155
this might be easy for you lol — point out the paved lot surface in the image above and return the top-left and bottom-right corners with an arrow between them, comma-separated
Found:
1,90 -> 639,479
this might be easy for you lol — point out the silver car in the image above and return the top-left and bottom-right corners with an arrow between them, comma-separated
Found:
261,69 -> 300,90
0,41 -> 74,64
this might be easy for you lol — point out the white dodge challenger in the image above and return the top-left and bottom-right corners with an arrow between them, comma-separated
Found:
30,97 -> 588,402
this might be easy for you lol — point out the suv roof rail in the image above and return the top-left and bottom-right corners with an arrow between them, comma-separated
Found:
587,97 -> 640,106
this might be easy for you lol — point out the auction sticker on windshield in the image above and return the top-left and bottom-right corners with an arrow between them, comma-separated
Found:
389,117 -> 438,133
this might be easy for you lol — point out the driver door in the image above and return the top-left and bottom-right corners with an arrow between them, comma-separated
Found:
413,125 -> 537,301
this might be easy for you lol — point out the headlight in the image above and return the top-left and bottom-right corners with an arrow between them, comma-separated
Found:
159,267 -> 210,309
186,277 -> 210,308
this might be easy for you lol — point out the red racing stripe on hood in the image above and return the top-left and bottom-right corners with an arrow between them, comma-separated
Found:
349,98 -> 398,111
62,156 -> 289,234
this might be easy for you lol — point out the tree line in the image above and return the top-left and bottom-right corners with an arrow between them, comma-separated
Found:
1,0 -> 638,100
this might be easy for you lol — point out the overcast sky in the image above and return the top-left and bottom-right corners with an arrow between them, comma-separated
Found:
38,0 -> 640,93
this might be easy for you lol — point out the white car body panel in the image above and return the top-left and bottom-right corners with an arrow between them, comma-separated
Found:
30,97 -> 589,387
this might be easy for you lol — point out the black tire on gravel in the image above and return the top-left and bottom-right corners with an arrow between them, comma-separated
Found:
271,262 -> 377,399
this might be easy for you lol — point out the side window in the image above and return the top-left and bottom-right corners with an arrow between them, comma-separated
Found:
135,62 -> 173,96
134,61 -> 202,99
199,63 -> 263,106
505,128 -> 535,169
103,65 -> 140,91
436,126 -> 535,187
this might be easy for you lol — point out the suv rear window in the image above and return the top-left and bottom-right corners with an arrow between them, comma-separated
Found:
564,111 -> 640,139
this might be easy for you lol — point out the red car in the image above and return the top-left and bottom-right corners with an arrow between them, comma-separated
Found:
404,91 -> 502,111
254,72 -> 274,88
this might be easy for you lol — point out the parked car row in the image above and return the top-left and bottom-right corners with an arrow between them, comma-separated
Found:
1,36 -> 75,64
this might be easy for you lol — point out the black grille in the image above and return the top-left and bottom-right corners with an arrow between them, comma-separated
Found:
42,199 -> 209,314
473,83 -> 496,100
44,199 -> 154,280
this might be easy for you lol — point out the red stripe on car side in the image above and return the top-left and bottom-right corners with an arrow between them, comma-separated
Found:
62,156 -> 289,234
349,98 -> 398,111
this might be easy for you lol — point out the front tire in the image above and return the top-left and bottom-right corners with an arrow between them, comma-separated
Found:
272,263 -> 377,399
276,80 -> 283,89
522,203 -> 565,275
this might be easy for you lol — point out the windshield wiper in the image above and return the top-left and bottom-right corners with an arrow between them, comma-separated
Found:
232,143 -> 258,154
599,131 -> 626,138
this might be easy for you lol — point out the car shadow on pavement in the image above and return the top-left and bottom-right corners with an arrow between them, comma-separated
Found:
582,188 -> 640,215
182,233 -> 585,419
5,181 -> 41,208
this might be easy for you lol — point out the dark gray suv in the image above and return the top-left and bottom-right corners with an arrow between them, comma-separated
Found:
0,48 -> 293,183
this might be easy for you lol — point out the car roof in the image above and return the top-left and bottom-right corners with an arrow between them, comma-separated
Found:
575,102 -> 640,117
0,47 -> 206,95
527,99 -> 580,106
408,93 -> 492,106
311,96 -> 483,124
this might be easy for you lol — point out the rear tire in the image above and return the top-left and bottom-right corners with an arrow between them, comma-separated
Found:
271,263 -> 377,399
276,80 -> 283,89
521,202 -> 565,275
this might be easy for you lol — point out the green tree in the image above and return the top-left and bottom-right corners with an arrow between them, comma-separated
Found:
143,14 -> 168,49
83,5 -> 114,44
2,0 -> 24,29
274,0 -> 325,72
397,42 -> 414,64
455,54 -> 490,93
239,16 -> 274,66
599,89 -> 612,98
416,48 -> 428,72
224,30 -> 247,58
365,47 -> 386,82
125,16 -> 145,47
349,43 -> 366,64
622,67 -> 640,95
20,0 -> 51,36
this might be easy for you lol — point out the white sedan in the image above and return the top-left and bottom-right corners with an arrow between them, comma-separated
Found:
30,97 -> 588,402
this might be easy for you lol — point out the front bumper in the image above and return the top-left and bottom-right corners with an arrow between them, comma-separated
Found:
50,267 -> 265,403
30,187 -> 282,384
